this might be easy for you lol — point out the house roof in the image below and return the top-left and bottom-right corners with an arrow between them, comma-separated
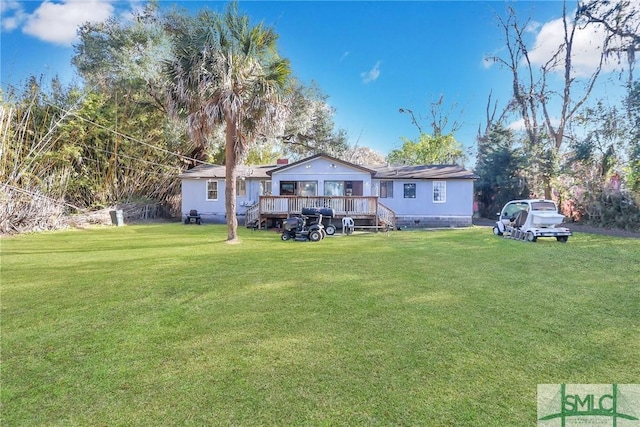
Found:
178,155 -> 478,180
178,164 -> 273,179
370,164 -> 479,180
266,153 -> 376,176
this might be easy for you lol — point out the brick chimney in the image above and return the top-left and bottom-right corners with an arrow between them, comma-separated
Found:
276,158 -> 289,165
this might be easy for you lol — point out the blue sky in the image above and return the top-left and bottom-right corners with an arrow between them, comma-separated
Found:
0,1 -> 633,160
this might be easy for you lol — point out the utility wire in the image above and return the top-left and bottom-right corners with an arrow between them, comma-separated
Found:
75,142 -> 184,170
42,100 -> 219,168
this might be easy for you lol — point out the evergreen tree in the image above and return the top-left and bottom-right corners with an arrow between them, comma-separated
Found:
474,124 -> 530,217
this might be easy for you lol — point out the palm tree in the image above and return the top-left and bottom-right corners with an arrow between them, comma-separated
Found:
165,3 -> 291,242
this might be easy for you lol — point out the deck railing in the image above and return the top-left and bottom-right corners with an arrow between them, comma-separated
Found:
245,203 -> 261,225
377,202 -> 396,228
259,196 -> 379,216
245,196 -> 396,228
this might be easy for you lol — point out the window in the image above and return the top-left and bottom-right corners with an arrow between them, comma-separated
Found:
324,180 -> 363,196
206,180 -> 218,200
280,181 -> 296,195
380,181 -> 393,198
236,178 -> 246,197
433,181 -> 446,203
324,181 -> 344,196
299,181 -> 317,196
531,201 -> 556,211
280,181 -> 317,196
404,183 -> 416,198
502,202 -> 528,219
259,180 -> 272,195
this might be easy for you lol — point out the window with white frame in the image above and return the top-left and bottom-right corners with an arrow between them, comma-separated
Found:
379,181 -> 393,198
403,183 -> 416,198
433,181 -> 446,203
236,178 -> 246,197
259,180 -> 272,195
206,180 -> 218,200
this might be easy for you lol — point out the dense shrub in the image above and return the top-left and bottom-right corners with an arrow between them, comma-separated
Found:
582,191 -> 640,231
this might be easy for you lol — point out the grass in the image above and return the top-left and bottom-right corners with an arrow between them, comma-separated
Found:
1,224 -> 639,426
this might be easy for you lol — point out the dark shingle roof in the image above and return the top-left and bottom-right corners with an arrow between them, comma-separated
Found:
178,164 -> 274,179
370,164 -> 479,180
179,156 -> 478,180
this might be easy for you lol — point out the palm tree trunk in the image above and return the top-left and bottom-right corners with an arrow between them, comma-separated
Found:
225,118 -> 239,242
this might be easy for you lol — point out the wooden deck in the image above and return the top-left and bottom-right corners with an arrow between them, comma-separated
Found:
245,196 -> 396,231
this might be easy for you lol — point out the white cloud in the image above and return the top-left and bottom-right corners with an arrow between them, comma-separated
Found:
528,15 -> 619,78
22,0 -> 114,46
508,116 -> 560,132
524,20 -> 541,33
340,51 -> 350,62
481,56 -> 496,70
507,118 -> 526,132
361,60 -> 381,84
1,1 -> 27,32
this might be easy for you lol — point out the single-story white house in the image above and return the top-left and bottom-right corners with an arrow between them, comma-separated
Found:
178,153 -> 479,229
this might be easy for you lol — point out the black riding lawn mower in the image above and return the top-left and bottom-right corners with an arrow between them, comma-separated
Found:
281,207 -> 335,242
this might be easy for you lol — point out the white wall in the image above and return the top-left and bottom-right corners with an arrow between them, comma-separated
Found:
181,157 -> 476,225
271,157 -> 373,196
181,178 -> 264,221
373,179 -> 474,217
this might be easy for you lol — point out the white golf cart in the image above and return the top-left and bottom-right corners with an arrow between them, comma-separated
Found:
493,199 -> 572,242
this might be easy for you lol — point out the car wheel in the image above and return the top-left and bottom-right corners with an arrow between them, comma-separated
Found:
309,230 -> 322,242
493,226 -> 503,236
526,231 -> 537,242
325,224 -> 336,235
556,236 -> 568,243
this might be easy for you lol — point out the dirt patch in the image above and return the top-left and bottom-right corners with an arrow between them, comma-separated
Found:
473,218 -> 640,239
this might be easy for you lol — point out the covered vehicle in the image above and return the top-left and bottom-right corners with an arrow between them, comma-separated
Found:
493,199 -> 572,242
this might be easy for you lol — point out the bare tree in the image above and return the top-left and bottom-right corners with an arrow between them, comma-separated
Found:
541,2 -> 605,153
578,0 -> 639,85
488,3 -> 608,198
399,95 -> 462,137
477,90 -> 509,142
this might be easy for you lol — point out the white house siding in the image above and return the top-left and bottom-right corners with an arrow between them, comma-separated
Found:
181,178 -> 265,223
373,179 -> 474,228
179,155 -> 478,228
271,157 -> 373,196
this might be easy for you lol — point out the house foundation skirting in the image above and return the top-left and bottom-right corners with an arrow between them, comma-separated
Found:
395,215 -> 472,229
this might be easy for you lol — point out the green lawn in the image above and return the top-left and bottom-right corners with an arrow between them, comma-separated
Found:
1,224 -> 638,426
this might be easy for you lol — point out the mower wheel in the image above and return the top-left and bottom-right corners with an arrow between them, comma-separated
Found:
281,233 -> 290,241
556,236 -> 569,243
492,226 -> 502,236
309,230 -> 322,242
325,224 -> 336,235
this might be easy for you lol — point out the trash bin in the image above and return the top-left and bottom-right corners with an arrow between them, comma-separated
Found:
109,209 -> 124,226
